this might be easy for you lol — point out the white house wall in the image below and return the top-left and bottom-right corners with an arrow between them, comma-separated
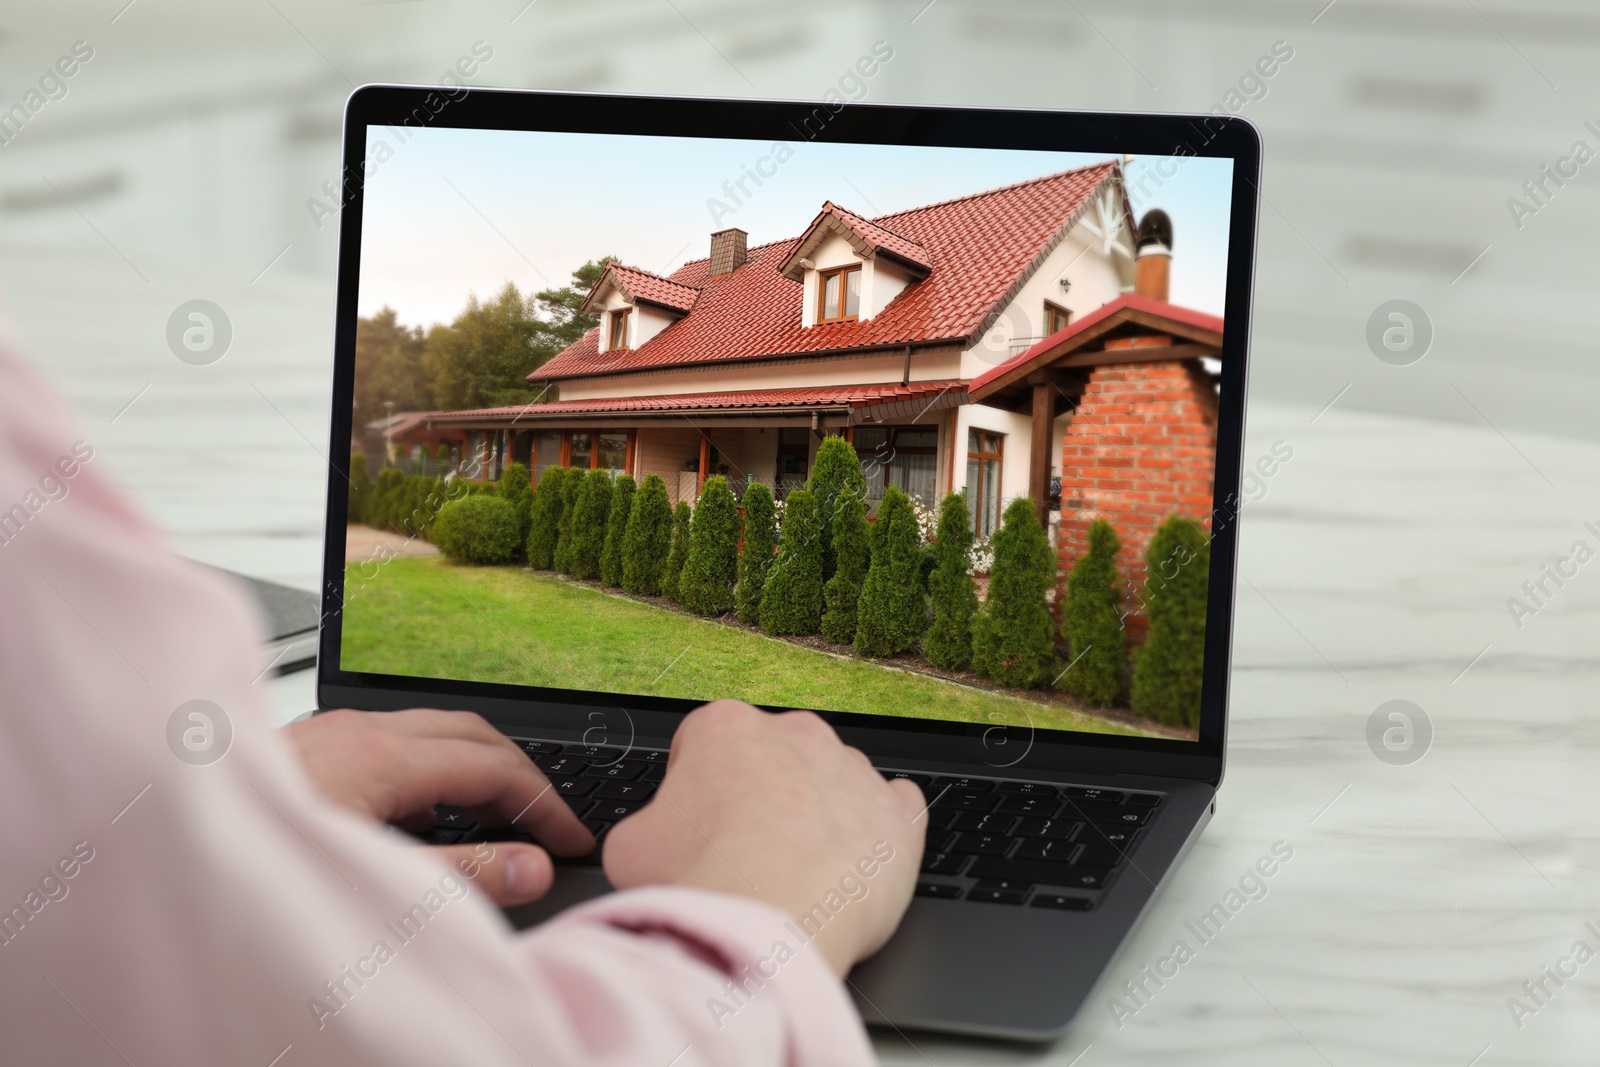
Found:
557,345 -> 964,401
954,401 -> 1034,510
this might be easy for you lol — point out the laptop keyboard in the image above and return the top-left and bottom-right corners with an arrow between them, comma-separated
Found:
422,740 -> 1160,910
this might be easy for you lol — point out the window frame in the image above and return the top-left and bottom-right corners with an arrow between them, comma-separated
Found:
607,307 -> 631,350
815,264 -> 862,324
966,429 -> 1004,538
1043,300 -> 1072,336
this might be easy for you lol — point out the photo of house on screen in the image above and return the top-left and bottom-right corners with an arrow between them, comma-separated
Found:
402,160 -> 1223,619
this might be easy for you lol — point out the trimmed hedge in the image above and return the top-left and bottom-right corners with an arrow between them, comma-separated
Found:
622,475 -> 674,596
367,467 -> 404,529
600,474 -> 637,587
347,453 -> 373,525
552,468 -> 582,574
661,500 -> 693,602
679,476 -> 740,616
971,497 -> 1055,688
808,435 -> 866,581
760,487 -> 823,635
854,486 -> 927,657
526,466 -> 570,569
736,480 -> 777,624
434,494 -> 521,565
497,462 -> 534,556
924,491 -> 978,671
569,468 -> 614,580
820,484 -> 869,644
1132,515 -> 1210,728
1061,518 -> 1127,706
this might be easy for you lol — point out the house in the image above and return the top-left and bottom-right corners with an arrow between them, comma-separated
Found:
428,161 -> 1224,615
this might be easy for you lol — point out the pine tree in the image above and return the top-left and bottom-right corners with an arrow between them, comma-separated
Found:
1131,515 -> 1210,728
367,467 -> 405,530
569,468 -> 614,580
971,497 -> 1056,688
346,453 -> 373,525
497,462 -> 533,557
760,488 -> 824,635
661,500 -> 693,602
808,435 -> 866,581
552,467 -> 582,574
599,474 -> 636,587
1061,519 -> 1127,706
820,485 -> 869,644
678,476 -> 740,616
622,475 -> 674,596
736,480 -> 777,625
924,491 -> 979,671
854,486 -> 927,657
525,466 -> 568,570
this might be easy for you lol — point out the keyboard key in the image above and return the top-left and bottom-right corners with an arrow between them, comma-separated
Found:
1015,817 -> 1081,840
882,771 -> 932,787
1077,841 -> 1134,868
588,799 -> 647,822
949,833 -> 1013,856
641,764 -> 666,782
513,739 -> 564,756
1063,787 -> 1124,803
920,851 -> 969,876
915,881 -> 964,899
1125,793 -> 1161,807
418,828 -> 463,845
1014,838 -> 1079,863
932,777 -> 996,793
998,781 -> 1059,796
595,780 -> 655,801
939,790 -> 998,811
550,775 -> 597,798
1064,800 -> 1149,826
948,811 -> 1018,834
636,749 -> 670,763
995,794 -> 1062,817
967,885 -> 1026,905
535,754 -> 584,776
1080,823 -> 1137,848
972,875 -> 1033,892
967,857 -> 1109,889
1033,894 -> 1093,911
583,759 -> 649,780
433,806 -> 475,831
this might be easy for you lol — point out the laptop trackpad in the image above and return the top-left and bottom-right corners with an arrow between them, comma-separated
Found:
503,865 -> 613,929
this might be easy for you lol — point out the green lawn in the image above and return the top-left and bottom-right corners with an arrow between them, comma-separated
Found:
340,557 -> 1152,737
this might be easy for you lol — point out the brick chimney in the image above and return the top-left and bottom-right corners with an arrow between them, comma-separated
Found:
708,227 -> 748,278
1134,209 -> 1172,302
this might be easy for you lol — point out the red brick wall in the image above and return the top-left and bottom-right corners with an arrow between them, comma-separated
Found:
1056,360 -> 1218,642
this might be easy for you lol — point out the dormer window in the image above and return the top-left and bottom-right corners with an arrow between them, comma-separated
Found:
607,307 -> 631,350
817,264 -> 861,324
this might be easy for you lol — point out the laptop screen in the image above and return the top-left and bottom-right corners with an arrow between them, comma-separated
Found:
334,98 -> 1249,751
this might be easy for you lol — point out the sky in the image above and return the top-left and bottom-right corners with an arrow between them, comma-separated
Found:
356,126 -> 1235,330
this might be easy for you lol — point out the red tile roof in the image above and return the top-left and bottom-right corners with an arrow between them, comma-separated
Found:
779,201 -> 933,280
531,161 -> 1122,382
428,381 -> 965,423
969,293 -> 1225,394
580,262 -> 699,315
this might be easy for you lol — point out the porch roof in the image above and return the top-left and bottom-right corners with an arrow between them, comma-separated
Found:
426,380 -> 968,428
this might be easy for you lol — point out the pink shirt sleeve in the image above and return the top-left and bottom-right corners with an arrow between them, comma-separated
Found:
0,320 -> 875,1067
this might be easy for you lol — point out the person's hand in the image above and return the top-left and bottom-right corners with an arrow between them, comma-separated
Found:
602,699 -> 926,977
283,709 -> 593,906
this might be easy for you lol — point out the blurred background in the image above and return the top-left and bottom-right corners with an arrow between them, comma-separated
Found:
2,0 -> 1595,589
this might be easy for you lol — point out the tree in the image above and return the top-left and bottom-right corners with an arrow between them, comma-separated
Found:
346,453 -> 373,525
600,474 -> 637,587
1060,519 -> 1127,706
569,468 -> 614,580
552,469 -> 582,575
736,480 -> 777,625
367,467 -> 405,530
352,307 -> 429,428
422,282 -> 543,412
1131,516 -> 1210,728
433,495 -> 521,565
925,492 -> 979,671
661,500 -> 693,601
760,488 -> 824,635
808,435 -> 866,581
623,475 -> 674,596
678,477 -> 740,616
854,486 -> 927,657
971,497 -> 1055,688
526,467 -> 569,570
531,258 -> 618,353
820,485 -> 869,644
497,462 -> 534,558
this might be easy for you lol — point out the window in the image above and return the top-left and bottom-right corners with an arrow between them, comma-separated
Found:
775,427 -> 810,498
597,432 -> 628,472
1044,301 -> 1072,336
816,264 -> 861,324
607,308 -> 631,350
568,431 -> 594,470
966,430 -> 1003,539
854,426 -> 938,508
534,431 -> 561,483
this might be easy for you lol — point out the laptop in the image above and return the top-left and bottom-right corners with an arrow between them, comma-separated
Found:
316,85 -> 1259,1041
